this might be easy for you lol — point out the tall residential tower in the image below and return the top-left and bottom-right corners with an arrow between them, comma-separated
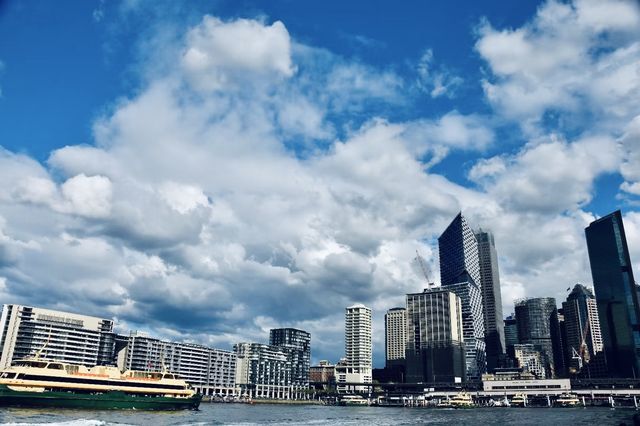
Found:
336,304 -> 372,392
384,308 -> 406,367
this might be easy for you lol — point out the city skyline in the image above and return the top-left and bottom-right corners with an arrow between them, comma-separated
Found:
0,0 -> 640,367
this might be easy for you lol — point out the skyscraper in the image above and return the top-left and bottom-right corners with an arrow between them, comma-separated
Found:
439,213 -> 486,379
562,284 -> 605,377
384,308 -> 406,367
269,328 -> 311,393
585,210 -> 640,378
514,298 -> 561,378
405,289 -> 466,383
475,230 -> 506,372
439,213 -> 481,287
336,304 -> 372,392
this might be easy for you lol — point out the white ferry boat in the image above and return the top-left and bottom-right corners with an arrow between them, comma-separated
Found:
555,393 -> 581,407
339,395 -> 370,406
0,358 -> 201,410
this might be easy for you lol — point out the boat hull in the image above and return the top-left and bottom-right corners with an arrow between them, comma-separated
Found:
0,385 -> 201,410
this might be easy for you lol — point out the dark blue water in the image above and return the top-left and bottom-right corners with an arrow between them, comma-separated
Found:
0,404 -> 636,425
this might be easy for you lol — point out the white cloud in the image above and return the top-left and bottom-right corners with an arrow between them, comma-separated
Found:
181,16 -> 294,92
416,49 -> 463,98
620,115 -> 640,195
476,0 -> 640,134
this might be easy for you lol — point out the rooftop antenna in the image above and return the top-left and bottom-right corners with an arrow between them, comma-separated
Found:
414,250 -> 435,288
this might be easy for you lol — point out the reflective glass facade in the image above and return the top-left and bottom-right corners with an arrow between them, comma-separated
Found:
585,210 -> 640,377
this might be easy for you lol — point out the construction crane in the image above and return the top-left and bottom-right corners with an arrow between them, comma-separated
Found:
570,315 -> 591,373
414,250 -> 435,288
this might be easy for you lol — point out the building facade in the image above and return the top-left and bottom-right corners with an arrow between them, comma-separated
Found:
585,210 -> 640,378
439,213 -> 486,379
384,307 -> 406,367
0,305 -> 115,369
405,289 -> 466,383
234,342 -> 296,399
514,298 -> 561,378
475,230 -> 506,372
269,328 -> 311,393
513,343 -> 547,378
338,304 -> 372,392
562,284 -> 606,377
120,332 -> 237,396
309,360 -> 335,385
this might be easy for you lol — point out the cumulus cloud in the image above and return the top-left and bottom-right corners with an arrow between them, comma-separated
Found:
476,0 -> 640,134
1,5 -> 639,367
181,16 -> 294,92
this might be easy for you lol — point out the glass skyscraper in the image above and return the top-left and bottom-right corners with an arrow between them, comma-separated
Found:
438,213 -> 486,379
585,210 -> 640,378
475,230 -> 506,372
514,297 -> 561,378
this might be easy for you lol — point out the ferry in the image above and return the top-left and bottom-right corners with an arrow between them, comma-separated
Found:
339,395 -> 370,406
0,358 -> 202,410
449,392 -> 475,408
510,393 -> 527,407
555,393 -> 581,407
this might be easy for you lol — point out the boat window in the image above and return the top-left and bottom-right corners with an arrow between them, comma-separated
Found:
46,363 -> 64,370
0,372 -> 16,379
65,365 -> 80,374
18,361 -> 47,368
163,374 -> 174,379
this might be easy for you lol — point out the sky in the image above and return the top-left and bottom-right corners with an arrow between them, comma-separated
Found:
0,0 -> 639,367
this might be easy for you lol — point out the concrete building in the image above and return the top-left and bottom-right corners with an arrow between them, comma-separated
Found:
514,298 -> 561,378
120,332 -> 236,396
475,230 -> 506,372
0,304 -> 115,369
384,308 -> 406,367
405,289 -> 466,383
585,210 -> 640,378
269,328 -> 311,393
562,284 -> 606,377
439,213 -> 486,379
337,304 -> 372,392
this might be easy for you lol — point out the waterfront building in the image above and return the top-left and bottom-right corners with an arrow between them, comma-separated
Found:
337,304 -> 372,392
514,298 -> 562,378
562,284 -> 606,377
0,304 -> 116,369
309,360 -> 335,385
120,332 -> 236,396
513,343 -> 546,378
438,213 -> 486,379
269,328 -> 311,393
405,289 -> 466,383
384,307 -> 406,367
475,230 -> 506,373
585,210 -> 640,378
234,342 -> 295,399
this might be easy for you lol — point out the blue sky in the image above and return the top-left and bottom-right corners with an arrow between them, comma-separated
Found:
0,0 -> 639,366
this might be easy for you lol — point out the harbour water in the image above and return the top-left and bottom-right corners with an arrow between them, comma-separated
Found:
0,404 -> 637,425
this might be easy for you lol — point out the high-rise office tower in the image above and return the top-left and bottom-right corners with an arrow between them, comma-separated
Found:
504,314 -> 519,349
405,289 -> 466,383
269,328 -> 311,392
439,213 -> 481,287
439,213 -> 486,379
384,308 -> 406,367
514,298 -> 562,378
562,284 -> 606,377
585,210 -> 640,378
0,304 -> 116,369
475,230 -> 506,372
336,304 -> 372,392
